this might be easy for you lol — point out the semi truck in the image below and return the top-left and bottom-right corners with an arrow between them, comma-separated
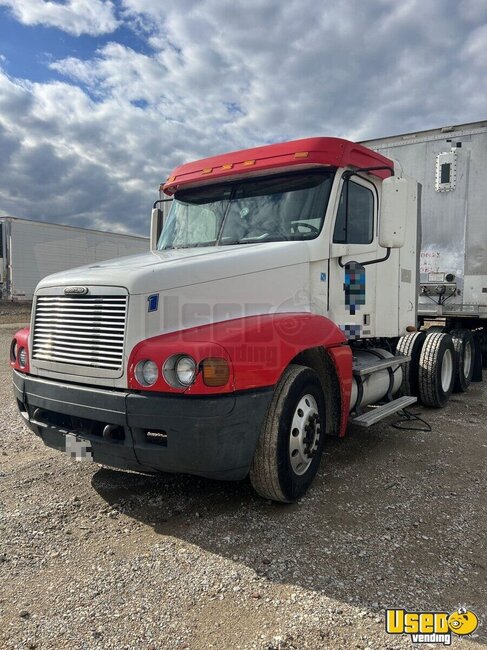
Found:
0,216 -> 148,301
11,135 -> 486,502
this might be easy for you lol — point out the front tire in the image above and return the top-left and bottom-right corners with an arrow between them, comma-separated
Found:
249,365 -> 325,503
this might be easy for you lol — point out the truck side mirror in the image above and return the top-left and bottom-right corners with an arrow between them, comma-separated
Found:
379,176 -> 408,249
150,207 -> 163,250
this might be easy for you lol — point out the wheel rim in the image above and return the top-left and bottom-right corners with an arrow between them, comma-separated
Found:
441,349 -> 453,392
289,394 -> 321,476
463,341 -> 472,378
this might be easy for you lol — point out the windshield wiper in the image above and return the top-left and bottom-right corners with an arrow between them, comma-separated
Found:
225,240 -> 261,245
161,241 -> 217,250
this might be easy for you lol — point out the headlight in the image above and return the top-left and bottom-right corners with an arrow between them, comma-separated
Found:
18,347 -> 27,368
175,356 -> 197,386
163,354 -> 197,388
135,359 -> 158,386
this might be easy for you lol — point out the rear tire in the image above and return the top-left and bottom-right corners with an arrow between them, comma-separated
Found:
396,332 -> 426,396
249,365 -> 325,503
450,329 -> 474,393
418,333 -> 456,407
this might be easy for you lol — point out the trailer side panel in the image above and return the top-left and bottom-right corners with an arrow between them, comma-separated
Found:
364,122 -> 487,319
2,217 -> 148,301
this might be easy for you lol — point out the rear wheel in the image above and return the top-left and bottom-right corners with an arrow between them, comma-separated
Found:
418,333 -> 456,407
249,365 -> 325,503
396,331 -> 426,396
450,328 -> 474,393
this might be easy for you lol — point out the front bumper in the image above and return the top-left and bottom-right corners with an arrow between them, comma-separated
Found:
13,370 -> 273,481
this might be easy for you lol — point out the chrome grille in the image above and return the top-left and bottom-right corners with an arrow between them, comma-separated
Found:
33,295 -> 127,370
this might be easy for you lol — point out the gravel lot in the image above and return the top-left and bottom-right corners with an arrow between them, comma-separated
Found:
1,315 -> 486,649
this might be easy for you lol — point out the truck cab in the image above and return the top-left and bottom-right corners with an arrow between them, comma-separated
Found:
13,137 -> 448,502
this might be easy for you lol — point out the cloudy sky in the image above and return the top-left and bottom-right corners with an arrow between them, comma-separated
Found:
0,0 -> 485,236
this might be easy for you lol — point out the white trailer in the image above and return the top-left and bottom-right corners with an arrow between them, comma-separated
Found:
363,121 -> 487,322
363,120 -> 487,372
0,217 -> 148,301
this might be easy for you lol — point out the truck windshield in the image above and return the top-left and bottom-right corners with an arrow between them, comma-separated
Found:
157,171 -> 335,249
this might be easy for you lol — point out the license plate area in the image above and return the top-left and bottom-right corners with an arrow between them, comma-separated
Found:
65,433 -> 94,462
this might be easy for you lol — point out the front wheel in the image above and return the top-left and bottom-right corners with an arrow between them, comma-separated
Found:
249,365 -> 325,503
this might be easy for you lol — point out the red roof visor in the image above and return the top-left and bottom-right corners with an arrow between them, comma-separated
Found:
162,137 -> 394,195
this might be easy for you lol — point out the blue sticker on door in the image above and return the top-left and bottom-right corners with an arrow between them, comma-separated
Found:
344,261 -> 365,315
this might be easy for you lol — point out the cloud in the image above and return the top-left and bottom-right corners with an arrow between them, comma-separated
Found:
0,0 -> 485,235
118,0 -> 485,141
0,0 -> 119,36
0,71 -> 150,233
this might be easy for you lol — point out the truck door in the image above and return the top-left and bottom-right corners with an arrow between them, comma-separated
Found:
328,174 -> 378,340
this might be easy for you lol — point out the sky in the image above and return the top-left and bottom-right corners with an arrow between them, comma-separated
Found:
0,0 -> 486,236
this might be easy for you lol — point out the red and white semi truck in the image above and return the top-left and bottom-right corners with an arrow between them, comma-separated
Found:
11,137 -> 484,502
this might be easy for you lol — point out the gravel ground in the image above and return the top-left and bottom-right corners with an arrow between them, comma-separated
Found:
0,302 -> 32,325
1,317 -> 486,649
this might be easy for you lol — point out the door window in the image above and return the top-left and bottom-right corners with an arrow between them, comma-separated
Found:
333,180 -> 374,244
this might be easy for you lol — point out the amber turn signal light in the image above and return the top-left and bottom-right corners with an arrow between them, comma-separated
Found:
201,358 -> 230,387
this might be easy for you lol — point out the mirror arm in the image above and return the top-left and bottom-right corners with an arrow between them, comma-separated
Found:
153,198 -> 173,209
151,198 -> 172,250
338,247 -> 391,268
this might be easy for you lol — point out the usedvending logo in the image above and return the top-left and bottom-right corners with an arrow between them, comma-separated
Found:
386,607 -> 479,645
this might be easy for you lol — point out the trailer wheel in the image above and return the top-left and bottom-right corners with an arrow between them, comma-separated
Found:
450,329 -> 474,392
395,331 -> 426,396
418,333 -> 456,407
249,364 -> 325,503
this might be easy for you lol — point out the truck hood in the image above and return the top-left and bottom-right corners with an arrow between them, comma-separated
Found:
36,242 -> 310,295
